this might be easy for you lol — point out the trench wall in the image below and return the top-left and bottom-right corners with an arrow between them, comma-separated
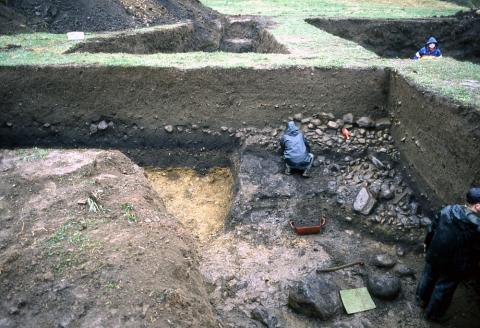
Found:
389,73 -> 480,206
0,66 -> 388,149
1,65 -> 479,206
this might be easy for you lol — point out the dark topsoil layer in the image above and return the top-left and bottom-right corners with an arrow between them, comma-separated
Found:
306,10 -> 480,62
1,0 -> 225,51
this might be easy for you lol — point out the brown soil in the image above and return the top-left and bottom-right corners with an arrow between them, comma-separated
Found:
306,11 -> 480,62
389,72 -> 480,207
0,4 -> 31,35
0,149 -> 219,327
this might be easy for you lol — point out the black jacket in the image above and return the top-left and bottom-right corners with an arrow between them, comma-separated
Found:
425,205 -> 480,277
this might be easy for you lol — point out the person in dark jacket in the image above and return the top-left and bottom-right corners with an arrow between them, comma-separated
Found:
413,36 -> 442,60
280,121 -> 314,177
416,186 -> 480,322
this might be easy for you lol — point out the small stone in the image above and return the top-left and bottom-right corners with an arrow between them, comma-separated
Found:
77,199 -> 87,205
164,125 -> 174,133
358,138 -> 366,144
371,253 -> 397,268
301,117 -> 311,124
6,122 -> 13,127
320,112 -> 335,120
375,118 -> 391,129
89,124 -> 98,134
108,121 -> 115,128
420,217 -> 432,227
342,113 -> 354,124
369,180 -> 382,198
97,120 -> 108,130
356,117 -> 375,128
43,123 -> 51,128
353,187 -> 377,215
220,126 -> 228,132
369,155 -> 385,169
380,183 -> 394,200
315,129 -> 323,136
176,126 -> 183,132
345,216 -> 353,222
311,118 -> 322,126
393,264 -> 415,278
327,121 -> 338,129
251,307 -> 278,328
288,276 -> 340,320
395,245 -> 406,257
293,113 -> 303,121
307,123 -> 315,129
191,124 -> 199,130
367,273 -> 401,300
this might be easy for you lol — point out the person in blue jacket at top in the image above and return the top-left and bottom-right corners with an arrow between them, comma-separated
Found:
280,121 -> 314,177
413,36 -> 442,60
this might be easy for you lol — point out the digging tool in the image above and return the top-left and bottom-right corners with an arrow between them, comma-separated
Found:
316,261 -> 364,273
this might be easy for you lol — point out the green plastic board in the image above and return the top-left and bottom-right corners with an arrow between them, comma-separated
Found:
340,287 -> 376,314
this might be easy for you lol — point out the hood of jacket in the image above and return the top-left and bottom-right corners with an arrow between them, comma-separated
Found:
285,121 -> 299,136
426,36 -> 438,46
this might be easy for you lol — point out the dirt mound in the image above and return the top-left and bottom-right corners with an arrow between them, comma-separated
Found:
0,4 -> 31,34
4,0 -> 224,49
306,10 -> 480,62
0,149 -> 219,327
7,0 -> 220,32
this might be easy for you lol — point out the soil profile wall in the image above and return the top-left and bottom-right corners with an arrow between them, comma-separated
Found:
2,65 -> 478,206
389,73 -> 480,207
0,66 -> 388,149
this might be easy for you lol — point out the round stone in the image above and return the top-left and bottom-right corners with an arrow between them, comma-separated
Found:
367,273 -> 401,300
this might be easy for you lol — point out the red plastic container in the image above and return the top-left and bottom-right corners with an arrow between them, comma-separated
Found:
290,217 -> 326,235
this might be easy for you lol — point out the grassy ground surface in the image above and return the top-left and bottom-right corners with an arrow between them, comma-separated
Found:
0,0 -> 479,106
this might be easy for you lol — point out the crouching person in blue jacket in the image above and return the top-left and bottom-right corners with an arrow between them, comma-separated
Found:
416,186 -> 480,322
413,36 -> 442,60
280,121 -> 314,177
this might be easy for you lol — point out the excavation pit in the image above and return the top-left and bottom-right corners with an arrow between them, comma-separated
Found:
306,11 -> 480,62
67,17 -> 288,54
1,65 -> 479,327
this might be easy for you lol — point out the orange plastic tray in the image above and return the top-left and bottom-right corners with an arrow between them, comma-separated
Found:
290,217 -> 326,235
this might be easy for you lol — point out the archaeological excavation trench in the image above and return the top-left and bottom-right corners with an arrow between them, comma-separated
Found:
306,11 -> 480,62
1,66 -> 480,327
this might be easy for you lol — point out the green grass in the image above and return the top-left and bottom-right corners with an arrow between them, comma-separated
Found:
14,147 -> 49,162
0,0 -> 479,106
44,218 -> 101,274
202,0 -> 463,17
122,203 -> 138,223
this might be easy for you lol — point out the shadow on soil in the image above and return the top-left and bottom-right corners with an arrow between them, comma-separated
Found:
306,11 -> 480,62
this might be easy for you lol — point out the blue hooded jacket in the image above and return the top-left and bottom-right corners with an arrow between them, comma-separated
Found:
280,121 -> 311,165
414,36 -> 442,59
425,204 -> 480,276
